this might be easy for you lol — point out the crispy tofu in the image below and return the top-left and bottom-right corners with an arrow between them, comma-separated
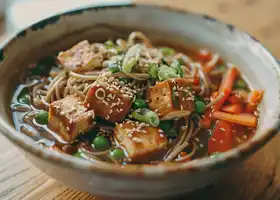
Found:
114,121 -> 168,163
48,94 -> 95,142
57,40 -> 102,72
84,76 -> 134,122
148,78 -> 195,120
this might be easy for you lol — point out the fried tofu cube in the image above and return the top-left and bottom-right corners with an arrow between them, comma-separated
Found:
114,121 -> 168,163
48,94 -> 95,142
57,40 -> 102,72
85,76 -> 134,122
148,78 -> 195,120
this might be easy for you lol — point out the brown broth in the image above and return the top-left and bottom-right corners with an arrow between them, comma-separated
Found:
10,39 -> 259,164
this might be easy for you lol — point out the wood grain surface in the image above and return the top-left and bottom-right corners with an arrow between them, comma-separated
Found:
1,0 -> 280,199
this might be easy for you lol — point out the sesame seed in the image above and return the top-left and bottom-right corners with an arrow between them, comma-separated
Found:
212,138 -> 216,142
220,128 -> 225,132
199,144 -> 204,148
220,140 -> 224,144
66,126 -> 70,131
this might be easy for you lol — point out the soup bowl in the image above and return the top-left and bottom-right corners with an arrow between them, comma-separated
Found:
0,3 -> 280,199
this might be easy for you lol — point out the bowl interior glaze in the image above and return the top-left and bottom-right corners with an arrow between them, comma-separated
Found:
0,4 -> 279,176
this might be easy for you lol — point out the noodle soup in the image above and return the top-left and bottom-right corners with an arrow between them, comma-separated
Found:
11,32 -> 263,165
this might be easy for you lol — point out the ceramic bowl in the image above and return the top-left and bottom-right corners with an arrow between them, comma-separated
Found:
0,3 -> 280,199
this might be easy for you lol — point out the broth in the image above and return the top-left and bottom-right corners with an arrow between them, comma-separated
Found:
11,31 -> 262,165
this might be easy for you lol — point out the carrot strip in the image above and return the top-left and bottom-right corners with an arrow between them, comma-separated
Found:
212,88 -> 231,112
247,90 -> 264,106
245,103 -> 254,114
221,104 -> 243,114
210,91 -> 219,101
212,67 -> 239,112
219,67 -> 239,93
212,111 -> 257,127
227,95 -> 242,104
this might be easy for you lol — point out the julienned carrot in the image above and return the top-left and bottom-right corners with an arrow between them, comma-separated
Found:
245,104 -> 254,114
227,95 -> 242,104
212,67 -> 239,112
212,88 -> 231,112
248,90 -> 264,105
212,111 -> 257,127
210,91 -> 219,101
219,67 -> 239,93
221,104 -> 243,114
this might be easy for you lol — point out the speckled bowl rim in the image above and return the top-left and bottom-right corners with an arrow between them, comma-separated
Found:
0,3 -> 280,178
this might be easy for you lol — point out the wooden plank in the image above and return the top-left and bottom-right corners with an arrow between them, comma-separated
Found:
1,0 -> 280,199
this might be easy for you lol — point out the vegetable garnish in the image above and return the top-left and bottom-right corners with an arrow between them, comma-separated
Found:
148,63 -> 158,79
212,111 -> 257,127
122,44 -> 141,73
110,148 -> 125,160
35,110 -> 49,125
170,60 -> 184,77
132,99 -> 147,109
18,88 -> 31,105
92,135 -> 111,150
160,47 -> 175,56
158,65 -> 179,81
11,31 -> 262,165
131,108 -> 160,127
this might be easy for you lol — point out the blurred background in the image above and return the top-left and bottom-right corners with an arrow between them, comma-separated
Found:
1,0 -> 280,58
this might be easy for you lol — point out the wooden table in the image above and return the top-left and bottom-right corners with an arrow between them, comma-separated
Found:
1,0 -> 280,199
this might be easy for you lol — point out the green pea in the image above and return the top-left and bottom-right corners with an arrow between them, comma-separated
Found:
148,63 -> 158,79
110,148 -> 125,160
234,79 -> 247,89
35,110 -> 49,125
195,100 -> 206,114
133,99 -> 147,109
92,135 -> 111,150
160,47 -> 175,56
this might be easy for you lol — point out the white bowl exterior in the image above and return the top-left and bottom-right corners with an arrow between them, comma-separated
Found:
0,5 -> 279,199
